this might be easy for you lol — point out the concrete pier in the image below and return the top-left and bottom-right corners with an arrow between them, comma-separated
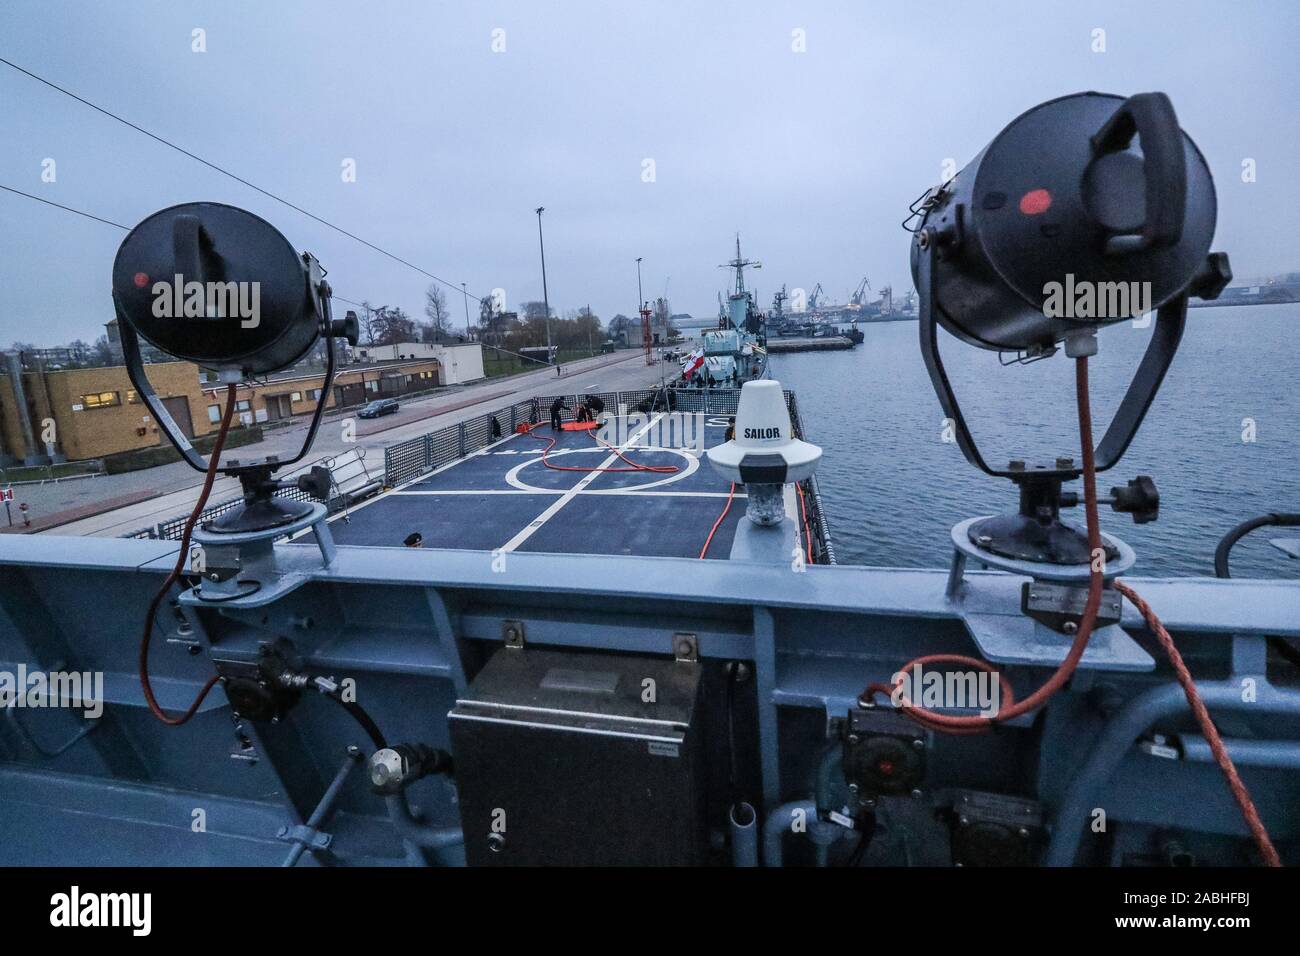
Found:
767,336 -> 854,353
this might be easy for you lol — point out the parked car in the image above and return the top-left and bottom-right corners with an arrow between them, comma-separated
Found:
359,398 -> 400,419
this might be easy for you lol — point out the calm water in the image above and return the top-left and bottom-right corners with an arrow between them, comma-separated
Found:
771,304 -> 1300,578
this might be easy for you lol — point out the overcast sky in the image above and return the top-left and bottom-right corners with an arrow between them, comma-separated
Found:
1,0 -> 1297,346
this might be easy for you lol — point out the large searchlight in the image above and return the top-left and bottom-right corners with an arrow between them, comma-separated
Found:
112,202 -> 358,600
907,91 -> 1231,570
707,380 -> 821,555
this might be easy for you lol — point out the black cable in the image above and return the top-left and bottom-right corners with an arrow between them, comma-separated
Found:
0,184 -> 128,230
314,682 -> 387,751
0,55 -> 482,303
1,182 -> 380,320
724,661 -> 740,803
1214,513 -> 1300,669
844,812 -> 876,867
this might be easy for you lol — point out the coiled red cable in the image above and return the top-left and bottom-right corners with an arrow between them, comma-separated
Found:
867,356 -> 1105,731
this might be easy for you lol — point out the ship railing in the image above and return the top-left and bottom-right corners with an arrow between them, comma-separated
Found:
121,447 -> 382,541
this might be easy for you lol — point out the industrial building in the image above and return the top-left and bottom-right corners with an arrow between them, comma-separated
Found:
1,340 -> 482,464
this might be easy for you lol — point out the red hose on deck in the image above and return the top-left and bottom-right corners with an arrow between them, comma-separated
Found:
699,483 -> 736,559
527,428 -> 678,474
796,482 -> 814,564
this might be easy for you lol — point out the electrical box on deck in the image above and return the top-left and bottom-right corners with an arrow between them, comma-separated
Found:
449,647 -> 707,865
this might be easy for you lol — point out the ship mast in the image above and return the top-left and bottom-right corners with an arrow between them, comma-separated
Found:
720,233 -> 761,298
718,234 -> 762,331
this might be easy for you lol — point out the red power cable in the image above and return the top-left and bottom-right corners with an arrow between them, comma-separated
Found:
699,482 -> 736,559
864,355 -> 1281,865
869,356 -> 1106,732
138,383 -> 236,726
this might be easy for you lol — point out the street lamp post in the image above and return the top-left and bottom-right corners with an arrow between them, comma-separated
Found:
636,256 -> 644,314
536,207 -> 553,364
637,257 -> 664,384
461,282 -> 470,339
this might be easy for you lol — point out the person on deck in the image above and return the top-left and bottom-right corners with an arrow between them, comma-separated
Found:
586,394 -> 605,421
724,416 -> 736,442
550,396 -> 568,430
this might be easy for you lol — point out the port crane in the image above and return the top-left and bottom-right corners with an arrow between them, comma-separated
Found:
850,277 -> 871,306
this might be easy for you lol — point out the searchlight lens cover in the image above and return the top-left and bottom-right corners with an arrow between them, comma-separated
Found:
112,201 -> 322,375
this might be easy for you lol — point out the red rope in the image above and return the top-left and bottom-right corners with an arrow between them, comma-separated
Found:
1112,580 -> 1281,867
138,383 -> 235,726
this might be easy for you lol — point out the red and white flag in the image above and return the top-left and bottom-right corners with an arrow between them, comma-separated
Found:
681,347 -> 705,378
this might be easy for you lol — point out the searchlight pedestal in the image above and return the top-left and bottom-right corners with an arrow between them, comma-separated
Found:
907,91 -> 1231,671
111,202 -> 358,606
707,380 -> 821,565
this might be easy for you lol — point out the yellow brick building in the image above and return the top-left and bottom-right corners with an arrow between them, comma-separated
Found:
0,361 -> 210,463
1,357 -> 445,464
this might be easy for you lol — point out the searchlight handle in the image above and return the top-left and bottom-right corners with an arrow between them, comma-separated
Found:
1088,92 -> 1186,255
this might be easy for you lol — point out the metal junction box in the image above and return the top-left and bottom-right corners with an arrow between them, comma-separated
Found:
449,647 -> 706,865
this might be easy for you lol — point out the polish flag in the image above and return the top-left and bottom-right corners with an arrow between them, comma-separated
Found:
681,348 -> 705,378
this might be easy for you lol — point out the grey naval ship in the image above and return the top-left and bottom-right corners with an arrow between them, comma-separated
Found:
1,90 -> 1297,873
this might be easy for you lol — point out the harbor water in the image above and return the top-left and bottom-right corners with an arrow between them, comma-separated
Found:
771,304 -> 1300,578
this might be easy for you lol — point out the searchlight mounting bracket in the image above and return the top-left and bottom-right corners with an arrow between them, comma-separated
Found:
916,237 -> 1231,568
116,253 -> 358,541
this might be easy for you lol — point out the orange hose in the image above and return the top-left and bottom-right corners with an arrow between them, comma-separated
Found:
138,383 -> 235,726
699,483 -> 736,559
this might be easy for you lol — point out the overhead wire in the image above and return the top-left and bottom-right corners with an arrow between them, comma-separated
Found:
0,55 -> 482,302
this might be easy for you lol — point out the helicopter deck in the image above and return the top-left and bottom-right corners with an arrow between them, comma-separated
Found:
321,413 -> 747,559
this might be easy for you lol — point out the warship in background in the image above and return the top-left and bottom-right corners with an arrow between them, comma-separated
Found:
679,237 -> 769,386
1188,272 -> 1300,308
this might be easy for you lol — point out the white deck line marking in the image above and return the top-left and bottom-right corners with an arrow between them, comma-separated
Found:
287,430 -> 523,540
390,488 -> 742,498
504,444 -> 698,494
498,413 -> 663,553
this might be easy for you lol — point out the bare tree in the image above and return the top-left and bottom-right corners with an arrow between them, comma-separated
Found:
423,283 -> 452,342
358,301 -> 383,347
